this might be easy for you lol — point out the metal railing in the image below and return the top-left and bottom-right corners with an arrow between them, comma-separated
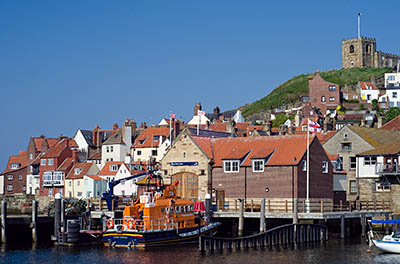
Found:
376,163 -> 400,174
107,217 -> 178,232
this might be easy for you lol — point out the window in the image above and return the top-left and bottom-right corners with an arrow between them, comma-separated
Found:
139,139 -> 145,145
110,146 -> 113,152
252,159 -> 264,172
137,150 -> 141,156
152,150 -> 158,156
49,189 -> 53,197
200,169 -> 205,175
343,133 -> 348,139
365,44 -> 370,53
329,86 -> 336,91
43,172 -> 52,181
367,94 -> 371,100
77,180 -> 80,186
154,136 -> 160,142
364,157 -> 377,166
321,96 -> 326,103
393,92 -> 398,99
41,159 -> 46,166
22,185 -> 26,191
74,168 -> 82,175
183,152 -> 186,158
7,185 -> 13,191
69,181 -> 72,187
77,192 -> 82,197
29,153 -> 33,160
19,175 -> 22,180
322,161 -> 328,173
110,164 -> 119,171
329,97 -> 335,101
223,160 -> 239,173
376,182 -> 390,192
7,175 -> 13,180
388,75 -> 395,81
106,146 -> 109,153
48,159 -> 53,166
349,45 -> 354,53
350,157 -> 356,170
30,165 -> 33,173
349,180 -> 357,194
341,142 -> 352,151
10,163 -> 20,169
302,160 -> 307,171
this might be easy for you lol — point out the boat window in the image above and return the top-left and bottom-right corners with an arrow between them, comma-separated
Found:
171,207 -> 174,212
175,206 -> 179,213
179,206 -> 183,213
161,208 -> 165,213
189,205 -> 193,212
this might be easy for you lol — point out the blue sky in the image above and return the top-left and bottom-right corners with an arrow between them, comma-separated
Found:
1,1 -> 399,168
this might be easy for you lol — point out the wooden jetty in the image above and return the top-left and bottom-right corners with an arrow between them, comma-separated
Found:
199,223 -> 327,252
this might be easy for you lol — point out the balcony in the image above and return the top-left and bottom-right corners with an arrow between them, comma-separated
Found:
376,163 -> 400,175
42,171 -> 64,187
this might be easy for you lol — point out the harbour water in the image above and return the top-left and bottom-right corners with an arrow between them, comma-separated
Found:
1,235 -> 400,264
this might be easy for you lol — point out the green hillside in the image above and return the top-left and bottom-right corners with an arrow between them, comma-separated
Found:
241,67 -> 391,118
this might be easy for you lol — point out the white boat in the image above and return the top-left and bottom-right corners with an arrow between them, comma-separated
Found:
368,219 -> 400,254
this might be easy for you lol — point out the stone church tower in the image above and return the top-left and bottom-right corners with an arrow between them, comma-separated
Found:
342,37 -> 400,69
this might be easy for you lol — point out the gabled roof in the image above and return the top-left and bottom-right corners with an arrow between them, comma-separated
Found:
42,138 -> 77,158
88,151 -> 101,160
57,157 -> 74,171
236,122 -> 251,131
1,151 -> 29,175
103,129 -> 124,145
80,129 -> 95,147
99,161 -> 124,176
360,81 -> 377,90
317,131 -> 337,145
66,163 -> 93,179
347,126 -> 400,148
133,127 -> 170,148
381,115 -> 400,131
208,123 -> 227,132
359,142 -> 400,156
86,175 -> 105,181
192,135 -> 314,167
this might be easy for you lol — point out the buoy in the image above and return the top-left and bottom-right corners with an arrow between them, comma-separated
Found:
366,249 -> 371,253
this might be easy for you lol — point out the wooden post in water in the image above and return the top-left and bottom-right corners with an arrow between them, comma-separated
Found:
293,198 -> 298,224
340,214 -> 345,239
385,213 -> 390,234
32,200 -> 38,243
1,200 -> 7,245
260,198 -> 266,232
54,194 -> 61,242
238,198 -> 244,237
361,213 -> 366,237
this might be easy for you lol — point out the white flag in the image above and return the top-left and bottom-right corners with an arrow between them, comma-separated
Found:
308,120 -> 321,133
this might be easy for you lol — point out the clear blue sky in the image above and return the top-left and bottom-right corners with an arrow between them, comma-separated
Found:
1,0 -> 399,168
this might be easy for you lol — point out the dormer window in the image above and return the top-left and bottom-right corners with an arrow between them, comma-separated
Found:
223,160 -> 239,173
110,164 -> 119,171
74,168 -> 82,175
10,163 -> 20,169
329,86 -> 336,91
139,139 -> 145,145
154,136 -> 160,142
252,159 -> 264,172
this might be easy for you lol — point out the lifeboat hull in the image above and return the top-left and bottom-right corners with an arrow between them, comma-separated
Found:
103,222 -> 220,248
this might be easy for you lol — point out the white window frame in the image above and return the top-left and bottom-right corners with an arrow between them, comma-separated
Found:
223,160 -> 240,173
110,164 -> 119,171
75,168 -> 82,175
329,97 -> 335,102
350,157 -> 356,170
10,163 -> 20,169
7,175 -> 13,180
364,156 -> 377,166
376,182 -> 390,192
7,185 -> 13,191
302,160 -> 307,171
48,159 -> 54,166
19,175 -> 23,181
322,161 -> 328,173
41,159 -> 46,166
252,159 -> 264,172
106,146 -> 109,153
29,153 -> 33,160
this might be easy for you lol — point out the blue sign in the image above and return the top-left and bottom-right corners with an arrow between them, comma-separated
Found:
170,162 -> 199,166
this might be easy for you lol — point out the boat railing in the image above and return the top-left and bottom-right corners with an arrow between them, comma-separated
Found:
109,217 -> 177,232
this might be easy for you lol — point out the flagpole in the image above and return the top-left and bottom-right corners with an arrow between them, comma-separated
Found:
169,114 -> 172,144
306,119 -> 310,213
197,110 -> 200,136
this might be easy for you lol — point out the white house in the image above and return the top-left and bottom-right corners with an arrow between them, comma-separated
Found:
98,161 -> 123,189
101,120 -> 136,168
132,127 -> 171,162
83,175 -> 107,198
379,86 -> 400,109
385,72 -> 400,88
359,81 -> 379,104
65,162 -> 100,198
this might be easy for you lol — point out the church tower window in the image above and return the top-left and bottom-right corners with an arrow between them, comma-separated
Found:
349,45 -> 354,53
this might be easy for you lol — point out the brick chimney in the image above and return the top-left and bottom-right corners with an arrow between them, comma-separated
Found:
92,125 -> 100,147
72,150 -> 79,163
213,106 -> 220,116
194,103 -> 202,116
279,124 -> 286,135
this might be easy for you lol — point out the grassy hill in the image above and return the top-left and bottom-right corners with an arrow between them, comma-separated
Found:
240,67 -> 391,118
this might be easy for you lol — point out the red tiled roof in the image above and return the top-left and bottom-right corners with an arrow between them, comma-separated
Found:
360,81 -> 377,90
41,138 -> 77,158
86,175 -> 105,181
209,123 -> 227,132
236,122 -> 251,131
1,151 -> 29,175
99,161 -> 124,176
133,127 -> 170,148
381,115 -> 400,131
47,138 -> 60,149
33,137 -> 45,151
193,135 -> 315,167
66,163 -> 92,179
191,136 -> 213,159
57,157 -> 74,171
88,151 -> 102,160
317,131 -> 337,144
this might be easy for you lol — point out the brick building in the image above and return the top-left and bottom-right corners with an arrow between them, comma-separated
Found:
309,70 -> 340,115
1,151 -> 29,194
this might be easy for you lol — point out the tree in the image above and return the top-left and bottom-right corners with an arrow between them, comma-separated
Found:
371,99 -> 379,112
386,107 -> 400,122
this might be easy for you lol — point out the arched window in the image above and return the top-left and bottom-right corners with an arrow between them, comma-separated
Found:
321,96 -> 326,103
365,44 -> 370,53
349,45 -> 354,53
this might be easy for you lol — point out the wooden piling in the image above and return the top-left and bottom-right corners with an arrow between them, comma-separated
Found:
385,213 -> 390,234
238,199 -> 244,237
361,213 -> 366,237
260,198 -> 266,232
1,200 -> 7,245
32,200 -> 38,243
340,214 -> 345,239
54,195 -> 61,242
293,198 -> 298,224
